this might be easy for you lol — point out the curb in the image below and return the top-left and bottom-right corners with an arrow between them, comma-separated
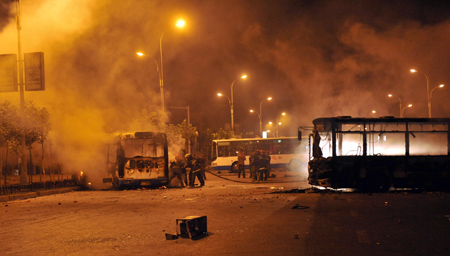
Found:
0,187 -> 80,202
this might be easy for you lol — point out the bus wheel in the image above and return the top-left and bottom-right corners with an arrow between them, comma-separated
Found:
231,162 -> 239,173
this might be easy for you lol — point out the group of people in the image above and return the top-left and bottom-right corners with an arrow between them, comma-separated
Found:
169,154 -> 206,188
237,149 -> 271,182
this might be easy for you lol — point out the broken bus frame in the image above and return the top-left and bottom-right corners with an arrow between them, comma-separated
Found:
304,117 -> 450,192
104,132 -> 169,188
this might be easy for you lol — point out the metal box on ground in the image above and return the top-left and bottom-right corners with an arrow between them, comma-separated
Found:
176,216 -> 207,239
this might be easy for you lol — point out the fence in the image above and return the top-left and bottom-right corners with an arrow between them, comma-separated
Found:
0,174 -> 79,196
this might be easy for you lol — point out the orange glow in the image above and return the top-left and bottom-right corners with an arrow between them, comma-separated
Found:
176,20 -> 186,28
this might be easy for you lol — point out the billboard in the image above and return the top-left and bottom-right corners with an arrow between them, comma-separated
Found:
25,52 -> 45,91
0,54 -> 18,92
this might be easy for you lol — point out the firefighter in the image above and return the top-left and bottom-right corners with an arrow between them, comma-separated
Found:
185,154 -> 205,187
168,154 -> 186,187
253,150 -> 263,182
197,155 -> 207,181
249,149 -> 258,179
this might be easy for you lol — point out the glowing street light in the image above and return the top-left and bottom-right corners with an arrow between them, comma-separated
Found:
250,97 -> 272,137
276,112 -> 286,137
430,84 -> 445,116
159,19 -> 185,120
410,68 -> 432,117
136,19 -> 185,126
388,93 -> 404,117
229,74 -> 247,134
401,104 -> 413,117
217,92 -> 233,131
136,52 -> 161,85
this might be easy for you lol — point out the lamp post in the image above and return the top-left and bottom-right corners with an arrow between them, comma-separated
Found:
136,52 -> 161,85
410,69 -> 431,117
401,104 -> 413,117
217,92 -> 232,130
430,84 -> 445,117
230,74 -> 247,134
388,94 -> 403,117
276,112 -> 286,137
250,97 -> 272,136
158,20 -> 185,122
267,121 -> 274,138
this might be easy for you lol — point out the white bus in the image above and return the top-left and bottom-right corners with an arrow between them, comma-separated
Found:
211,137 -> 308,175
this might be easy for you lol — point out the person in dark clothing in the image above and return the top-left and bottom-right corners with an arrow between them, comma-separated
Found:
262,150 -> 271,180
197,155 -> 207,181
185,154 -> 205,187
169,160 -> 185,187
253,150 -> 264,182
249,149 -> 257,179
237,149 -> 246,178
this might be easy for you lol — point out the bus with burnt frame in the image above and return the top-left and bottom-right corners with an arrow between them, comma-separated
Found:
306,117 -> 450,192
104,132 -> 169,188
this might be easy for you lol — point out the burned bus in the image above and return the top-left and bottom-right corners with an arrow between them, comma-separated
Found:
104,132 -> 169,188
306,117 -> 450,192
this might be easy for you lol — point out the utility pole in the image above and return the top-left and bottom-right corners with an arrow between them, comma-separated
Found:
16,0 -> 28,184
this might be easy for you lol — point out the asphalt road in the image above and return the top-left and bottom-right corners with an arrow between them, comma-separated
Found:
1,170 -> 449,256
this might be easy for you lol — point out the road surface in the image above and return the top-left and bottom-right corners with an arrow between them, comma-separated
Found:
1,170 -> 449,256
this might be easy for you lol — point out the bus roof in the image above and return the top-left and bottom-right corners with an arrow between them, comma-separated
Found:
313,116 -> 450,125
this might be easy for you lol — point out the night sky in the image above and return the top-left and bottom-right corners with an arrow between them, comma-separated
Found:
1,0 -> 450,140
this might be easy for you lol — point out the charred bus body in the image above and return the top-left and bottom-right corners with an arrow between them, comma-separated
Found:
306,117 -> 450,192
104,132 -> 169,189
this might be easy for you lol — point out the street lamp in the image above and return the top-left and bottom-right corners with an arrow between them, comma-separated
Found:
401,104 -> 413,117
276,112 -> 286,137
136,19 -> 185,126
430,84 -> 445,116
159,19 -> 185,120
388,93 -> 403,117
250,97 -> 272,136
217,92 -> 232,130
410,69 -> 431,117
136,52 -> 161,87
230,74 -> 247,134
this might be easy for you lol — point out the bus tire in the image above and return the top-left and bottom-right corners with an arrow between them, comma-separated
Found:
231,162 -> 239,173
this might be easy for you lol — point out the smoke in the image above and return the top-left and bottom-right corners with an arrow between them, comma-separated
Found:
234,0 -> 450,130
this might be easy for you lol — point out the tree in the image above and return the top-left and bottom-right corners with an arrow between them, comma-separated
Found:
0,102 -> 20,153
0,101 -> 51,176
20,102 -> 51,175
